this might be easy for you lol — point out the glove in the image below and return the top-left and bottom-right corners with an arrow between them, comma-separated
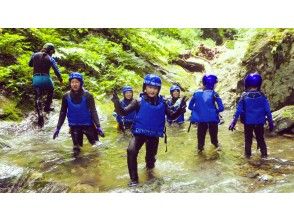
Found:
180,96 -> 188,110
97,127 -> 105,137
52,56 -> 60,62
53,128 -> 60,139
269,121 -> 274,132
228,119 -> 237,131
111,90 -> 119,102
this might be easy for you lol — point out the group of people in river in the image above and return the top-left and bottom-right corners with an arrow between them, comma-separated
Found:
29,43 -> 274,186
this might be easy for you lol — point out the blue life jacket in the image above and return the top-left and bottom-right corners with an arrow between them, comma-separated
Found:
132,95 -> 166,137
116,99 -> 136,124
189,89 -> 223,123
240,91 -> 269,125
66,93 -> 92,126
166,98 -> 185,124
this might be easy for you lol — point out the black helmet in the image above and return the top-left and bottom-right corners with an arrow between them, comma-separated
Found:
43,43 -> 55,53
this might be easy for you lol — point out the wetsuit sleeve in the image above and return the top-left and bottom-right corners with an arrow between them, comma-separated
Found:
28,54 -> 34,67
214,93 -> 224,113
86,93 -> 101,127
112,101 -> 122,118
264,97 -> 273,123
56,94 -> 68,129
50,57 -> 62,79
165,100 -> 186,120
233,98 -> 244,121
112,98 -> 139,116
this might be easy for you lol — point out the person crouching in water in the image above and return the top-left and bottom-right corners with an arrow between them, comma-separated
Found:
229,72 -> 274,159
188,73 -> 224,153
111,74 -> 187,187
113,86 -> 136,132
53,72 -> 105,156
166,85 -> 186,126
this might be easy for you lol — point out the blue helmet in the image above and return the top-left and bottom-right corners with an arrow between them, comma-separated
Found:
69,72 -> 84,86
143,73 -> 162,91
122,86 -> 133,94
170,85 -> 181,95
202,73 -> 218,90
244,72 -> 262,89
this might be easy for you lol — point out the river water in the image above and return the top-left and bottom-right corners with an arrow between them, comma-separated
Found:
0,100 -> 293,193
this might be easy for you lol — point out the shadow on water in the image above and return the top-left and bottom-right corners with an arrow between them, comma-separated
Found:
0,102 -> 293,192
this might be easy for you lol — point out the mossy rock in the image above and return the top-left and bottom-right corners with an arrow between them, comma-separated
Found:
272,105 -> 294,133
0,95 -> 23,121
241,29 -> 294,110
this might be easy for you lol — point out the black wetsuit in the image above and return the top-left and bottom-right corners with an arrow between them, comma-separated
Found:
56,89 -> 101,149
114,98 -> 134,131
29,52 -> 62,114
112,93 -> 186,182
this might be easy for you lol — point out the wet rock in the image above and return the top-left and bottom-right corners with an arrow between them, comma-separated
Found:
0,108 -> 6,118
201,28 -> 223,45
0,163 -> 24,191
37,182 -> 69,193
0,108 -> 11,119
0,95 -> 22,121
71,183 -> 98,192
172,59 -> 205,72
246,172 -> 260,179
241,30 -> 294,110
179,50 -> 192,59
0,139 -> 11,148
0,161 -> 70,193
196,44 -> 220,60
283,133 -> 294,138
272,105 -> 294,133
258,174 -> 273,182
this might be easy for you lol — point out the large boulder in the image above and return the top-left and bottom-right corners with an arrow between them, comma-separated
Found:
240,30 -> 294,111
272,105 -> 294,133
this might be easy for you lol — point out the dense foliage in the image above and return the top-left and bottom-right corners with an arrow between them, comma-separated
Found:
0,28 -> 236,120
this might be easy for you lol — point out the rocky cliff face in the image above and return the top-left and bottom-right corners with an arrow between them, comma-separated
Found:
240,30 -> 294,111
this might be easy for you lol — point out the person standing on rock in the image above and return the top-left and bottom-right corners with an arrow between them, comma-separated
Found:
113,86 -> 136,132
188,73 -> 224,153
53,72 -> 105,157
229,72 -> 274,159
166,85 -> 186,126
111,74 -> 187,187
29,43 -> 63,127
